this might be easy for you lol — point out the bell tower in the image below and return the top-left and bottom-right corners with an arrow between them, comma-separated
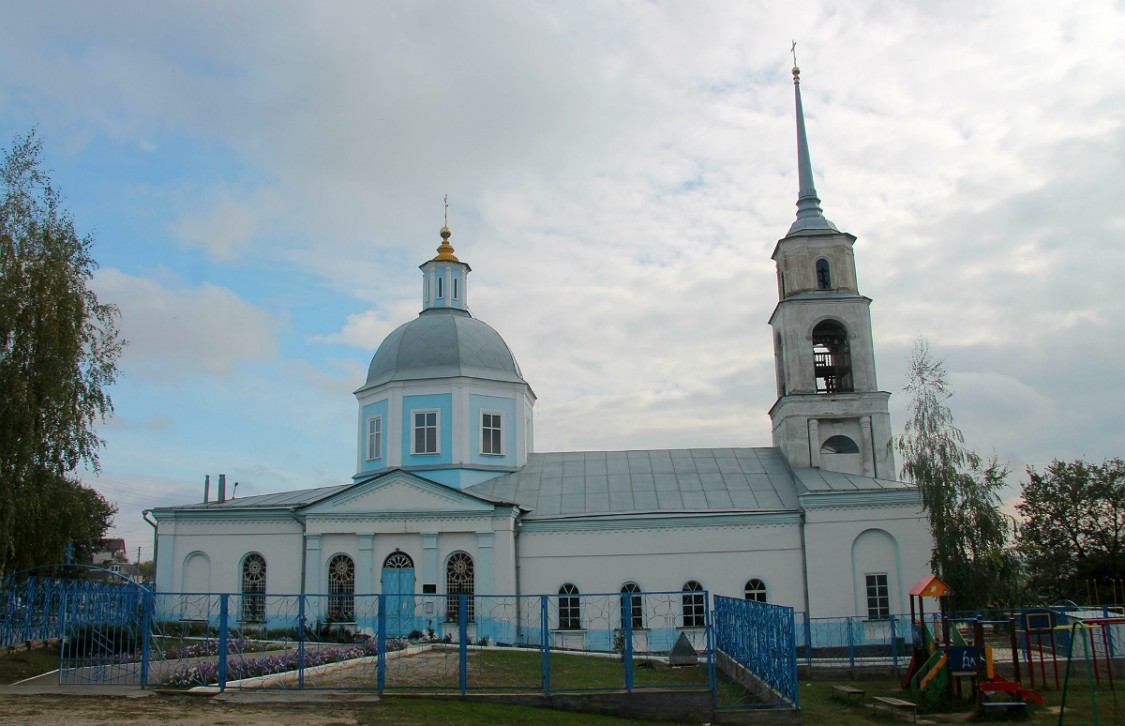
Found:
768,63 -> 895,479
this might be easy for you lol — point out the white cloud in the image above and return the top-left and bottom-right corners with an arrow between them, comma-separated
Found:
171,188 -> 278,261
4,0 -> 1125,539
92,268 -> 279,380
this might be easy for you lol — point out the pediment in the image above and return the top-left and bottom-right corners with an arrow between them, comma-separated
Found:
301,472 -> 497,516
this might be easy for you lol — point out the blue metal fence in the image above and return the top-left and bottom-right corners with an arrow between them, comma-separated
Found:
147,590 -> 717,694
797,612 -> 915,671
712,596 -> 798,708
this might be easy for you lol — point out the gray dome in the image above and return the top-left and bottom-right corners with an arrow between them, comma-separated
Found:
363,309 -> 527,389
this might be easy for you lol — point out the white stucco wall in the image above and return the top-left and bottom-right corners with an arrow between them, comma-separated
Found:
801,499 -> 931,618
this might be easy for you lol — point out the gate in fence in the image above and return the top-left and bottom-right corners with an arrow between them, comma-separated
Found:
1,565 -> 152,686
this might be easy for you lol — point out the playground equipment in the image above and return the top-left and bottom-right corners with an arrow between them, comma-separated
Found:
901,575 -> 1042,710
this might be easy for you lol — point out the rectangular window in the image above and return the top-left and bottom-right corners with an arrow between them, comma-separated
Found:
413,410 -> 439,455
366,416 -> 382,460
453,277 -> 459,299
437,276 -> 443,298
866,573 -> 890,620
481,412 -> 502,455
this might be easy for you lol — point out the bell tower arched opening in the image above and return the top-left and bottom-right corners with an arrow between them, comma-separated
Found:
812,320 -> 853,393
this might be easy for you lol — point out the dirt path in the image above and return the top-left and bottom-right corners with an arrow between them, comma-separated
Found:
0,694 -> 365,726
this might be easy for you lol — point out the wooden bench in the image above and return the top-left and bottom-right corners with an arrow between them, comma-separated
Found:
832,684 -> 865,704
871,696 -> 917,722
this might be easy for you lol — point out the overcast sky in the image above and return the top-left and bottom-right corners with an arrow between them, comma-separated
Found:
3,1 -> 1123,562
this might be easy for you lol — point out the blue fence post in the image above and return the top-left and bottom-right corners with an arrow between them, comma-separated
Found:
297,596 -> 306,690
846,616 -> 855,670
803,612 -> 813,671
140,589 -> 153,688
789,607 -> 800,709
622,591 -> 634,692
56,583 -> 67,686
377,594 -> 387,693
218,594 -> 229,692
458,595 -> 468,695
889,614 -> 898,669
540,595 -> 550,696
1107,605 -> 1118,658
705,591 -> 716,698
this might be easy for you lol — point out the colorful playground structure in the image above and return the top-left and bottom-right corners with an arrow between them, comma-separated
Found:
902,575 -> 1044,710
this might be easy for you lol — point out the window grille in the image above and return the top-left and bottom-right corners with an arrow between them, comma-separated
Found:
446,552 -> 474,622
241,553 -> 266,623
327,554 -> 355,621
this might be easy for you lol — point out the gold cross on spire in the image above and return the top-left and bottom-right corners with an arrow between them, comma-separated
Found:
790,40 -> 798,68
444,194 -> 449,227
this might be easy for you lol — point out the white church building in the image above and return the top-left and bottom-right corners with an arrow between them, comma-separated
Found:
150,68 -> 932,638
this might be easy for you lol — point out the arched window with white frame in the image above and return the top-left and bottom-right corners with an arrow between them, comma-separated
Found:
327,554 -> 355,621
558,583 -> 581,630
744,578 -> 768,603
682,580 -> 705,628
241,553 -> 266,623
446,552 -> 474,623
620,582 -> 643,630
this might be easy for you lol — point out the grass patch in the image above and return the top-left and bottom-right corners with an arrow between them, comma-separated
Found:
465,649 -> 709,691
0,645 -> 59,684
797,677 -> 1125,725
357,698 -> 690,725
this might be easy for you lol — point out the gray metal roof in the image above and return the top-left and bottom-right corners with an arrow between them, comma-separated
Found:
151,483 -> 351,512
465,448 -> 800,518
362,308 -> 528,390
790,467 -> 914,494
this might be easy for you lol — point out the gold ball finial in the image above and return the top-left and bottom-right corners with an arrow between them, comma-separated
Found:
434,225 -> 459,262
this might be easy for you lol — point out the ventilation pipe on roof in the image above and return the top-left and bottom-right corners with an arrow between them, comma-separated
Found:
218,474 -> 226,503
204,475 -> 210,503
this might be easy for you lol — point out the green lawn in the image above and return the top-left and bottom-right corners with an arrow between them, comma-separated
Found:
0,645 -> 59,684
356,698 -> 692,725
798,677 -> 1125,726
6,641 -> 1124,725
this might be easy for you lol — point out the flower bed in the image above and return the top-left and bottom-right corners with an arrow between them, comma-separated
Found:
161,638 -> 405,687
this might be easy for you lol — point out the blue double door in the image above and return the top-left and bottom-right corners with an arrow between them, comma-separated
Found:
380,562 -> 416,638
